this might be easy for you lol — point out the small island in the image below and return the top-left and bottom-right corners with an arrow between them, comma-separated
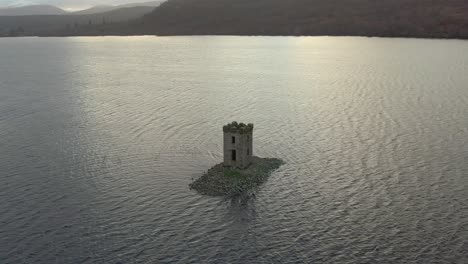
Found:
190,156 -> 283,196
190,122 -> 284,196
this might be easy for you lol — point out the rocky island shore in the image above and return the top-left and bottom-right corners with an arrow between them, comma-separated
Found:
190,156 -> 284,196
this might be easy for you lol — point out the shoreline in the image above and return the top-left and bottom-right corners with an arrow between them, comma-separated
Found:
189,156 -> 284,197
1,34 -> 468,41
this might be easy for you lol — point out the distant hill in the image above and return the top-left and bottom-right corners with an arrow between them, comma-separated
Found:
3,0 -> 468,39
0,1 -> 164,16
137,0 -> 468,39
0,6 -> 156,37
0,5 -> 67,16
0,1 -> 168,37
72,1 -> 163,15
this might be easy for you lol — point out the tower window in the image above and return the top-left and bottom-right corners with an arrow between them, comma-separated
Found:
231,150 -> 236,161
247,148 -> 250,155
232,136 -> 235,144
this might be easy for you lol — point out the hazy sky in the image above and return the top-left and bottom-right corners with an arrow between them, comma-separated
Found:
0,0 -> 144,10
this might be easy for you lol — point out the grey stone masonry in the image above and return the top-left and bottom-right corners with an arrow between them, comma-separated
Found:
223,122 -> 253,169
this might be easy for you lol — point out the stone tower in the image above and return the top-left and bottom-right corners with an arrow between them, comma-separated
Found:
223,122 -> 253,169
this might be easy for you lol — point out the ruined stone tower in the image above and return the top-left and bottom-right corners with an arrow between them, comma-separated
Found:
223,122 -> 253,169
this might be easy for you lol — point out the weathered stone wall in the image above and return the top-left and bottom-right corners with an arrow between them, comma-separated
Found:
223,129 -> 253,169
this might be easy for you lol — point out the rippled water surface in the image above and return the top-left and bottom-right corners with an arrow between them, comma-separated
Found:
1,36 -> 468,263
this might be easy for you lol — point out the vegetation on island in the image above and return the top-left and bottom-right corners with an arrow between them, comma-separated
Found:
189,157 -> 284,196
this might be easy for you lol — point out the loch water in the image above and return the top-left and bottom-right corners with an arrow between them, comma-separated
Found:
0,36 -> 467,263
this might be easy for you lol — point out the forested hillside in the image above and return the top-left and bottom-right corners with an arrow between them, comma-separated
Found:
140,0 -> 468,38
4,0 -> 468,39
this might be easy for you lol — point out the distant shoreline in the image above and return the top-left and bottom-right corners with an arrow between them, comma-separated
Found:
2,34 -> 467,41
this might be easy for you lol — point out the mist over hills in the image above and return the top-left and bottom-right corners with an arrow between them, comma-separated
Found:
0,6 -> 161,36
71,5 -> 118,15
0,4 -> 67,16
0,1 -> 162,16
0,1 -> 165,36
72,1 -> 162,15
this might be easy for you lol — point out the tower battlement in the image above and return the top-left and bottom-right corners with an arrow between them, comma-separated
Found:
222,122 -> 254,134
